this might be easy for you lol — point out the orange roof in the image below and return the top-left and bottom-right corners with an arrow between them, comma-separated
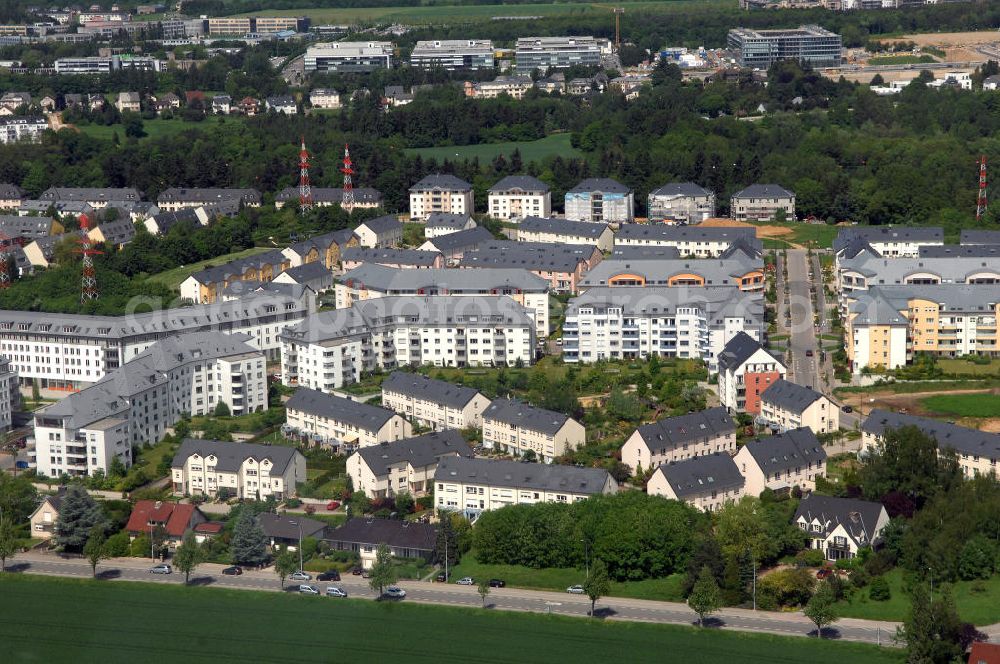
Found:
126,500 -> 198,538
970,643 -> 1000,664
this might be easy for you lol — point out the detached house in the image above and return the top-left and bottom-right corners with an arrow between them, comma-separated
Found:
409,174 -> 474,220
734,427 -> 827,496
380,371 -> 490,430
730,184 -> 795,222
647,453 -> 745,512
621,407 -> 737,474
793,493 -> 889,561
326,518 -> 437,569
285,387 -> 412,449
760,379 -> 839,435
170,438 -> 306,500
716,332 -> 786,414
125,500 -> 207,551
481,397 -> 585,462
346,429 -> 473,499
116,91 -> 141,113
29,493 -> 64,540
266,95 -> 297,114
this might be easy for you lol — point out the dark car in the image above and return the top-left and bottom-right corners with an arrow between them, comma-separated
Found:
351,566 -> 363,576
222,566 -> 242,576
317,570 -> 341,582
841,405 -> 854,413
435,573 -> 447,583
805,349 -> 814,357
488,579 -> 505,588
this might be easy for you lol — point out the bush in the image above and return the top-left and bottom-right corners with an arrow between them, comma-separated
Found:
850,566 -> 871,589
795,549 -> 826,568
757,568 -> 815,608
284,498 -> 302,508
103,531 -> 130,558
129,534 -> 152,558
958,535 -> 997,581
869,576 -> 891,601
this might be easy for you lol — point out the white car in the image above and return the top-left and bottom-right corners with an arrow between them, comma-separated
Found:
290,571 -> 312,581
383,586 -> 406,599
326,586 -> 348,598
299,584 -> 320,595
149,564 -> 172,575
456,577 -> 474,586
566,585 -> 585,594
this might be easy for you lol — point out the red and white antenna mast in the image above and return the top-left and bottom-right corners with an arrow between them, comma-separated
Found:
976,155 -> 988,221
298,136 -> 313,215
341,144 -> 355,213
77,213 -> 101,302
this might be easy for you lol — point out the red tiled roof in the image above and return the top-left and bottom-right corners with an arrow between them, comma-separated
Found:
194,521 -> 224,534
970,643 -> 1000,664
126,500 -> 198,538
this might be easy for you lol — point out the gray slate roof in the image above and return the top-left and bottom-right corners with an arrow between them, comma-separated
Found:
793,493 -> 886,546
615,224 -> 760,248
649,182 -> 712,198
357,214 -> 402,234
172,438 -> 302,474
157,188 -> 261,205
326,518 -> 436,551
0,183 -> 24,200
918,245 -> 1000,258
580,254 -> 763,289
656,452 -> 744,499
961,229 -> 1000,245
519,216 -> 609,239
0,214 -> 56,239
482,397 -> 574,436
40,187 -> 142,203
341,247 -> 441,267
258,512 -> 326,540
834,226 -> 943,255
435,456 -> 611,495
355,429 -> 472,476
279,261 -> 331,283
741,427 -> 827,475
459,240 -> 597,273
285,387 -> 399,432
610,245 -> 681,260
381,371 -> 483,409
340,264 -> 548,294
862,409 -> 1000,459
568,178 -> 629,194
424,226 -> 493,252
425,212 -> 473,229
489,175 -> 550,193
410,174 -> 472,192
761,379 -> 825,415
276,187 -> 382,205
731,184 -> 793,199
634,407 -> 736,452
717,332 -> 770,373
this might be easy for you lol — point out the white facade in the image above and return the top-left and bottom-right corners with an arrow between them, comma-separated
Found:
172,440 -> 306,500
409,188 -> 473,220
304,41 -> 394,72
488,190 -> 551,221
0,116 -> 46,144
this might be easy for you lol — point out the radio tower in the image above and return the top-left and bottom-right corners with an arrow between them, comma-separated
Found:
341,144 -> 355,213
976,155 -> 988,221
0,232 -> 11,290
77,213 -> 101,302
298,136 -> 313,215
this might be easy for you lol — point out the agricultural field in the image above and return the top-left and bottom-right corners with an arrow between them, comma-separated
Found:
920,393 -> 1000,419
0,575 -> 903,664
404,133 -> 580,164
147,246 -> 273,291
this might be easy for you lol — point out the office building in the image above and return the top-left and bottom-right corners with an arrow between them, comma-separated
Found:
515,36 -> 602,72
727,25 -> 843,69
410,39 -> 494,70
304,41 -> 394,73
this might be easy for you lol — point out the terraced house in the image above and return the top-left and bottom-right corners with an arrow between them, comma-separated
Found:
647,453 -> 745,512
171,438 -> 306,500
482,398 -> 585,462
733,428 -> 827,496
380,372 -> 490,431
759,379 -> 839,434
347,429 -> 473,499
156,187 -> 262,211
284,387 -> 412,449
621,407 -> 737,474
179,249 -> 290,304
614,225 -> 762,258
516,216 -> 613,253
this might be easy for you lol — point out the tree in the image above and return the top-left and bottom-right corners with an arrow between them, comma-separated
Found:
804,583 -> 838,638
394,491 -> 414,515
212,401 -> 231,417
858,425 -> 961,509
584,559 -> 611,617
54,485 -> 108,552
173,531 -> 203,584
0,472 -> 38,523
230,510 -> 269,568
477,578 -> 491,608
0,515 -> 16,571
369,543 -> 397,598
688,565 -> 722,627
83,526 -> 107,578
435,512 -> 459,575
274,550 -> 298,589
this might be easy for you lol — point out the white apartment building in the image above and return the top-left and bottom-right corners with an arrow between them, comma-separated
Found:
410,39 -> 494,70
285,387 -> 411,448
467,76 -> 533,99
347,429 -> 472,499
280,296 -> 536,391
565,178 -> 634,223
157,187 -> 262,211
487,176 -> 551,221
562,287 -> 765,371
759,379 -> 839,435
33,332 -> 267,478
309,88 -> 341,109
435,456 -> 616,516
730,184 -> 796,222
380,371 -> 490,431
621,407 -> 737,474
0,116 -> 46,144
833,226 -> 943,261
335,264 -> 551,337
171,439 -> 306,500
409,174 -> 474,220
39,186 -> 141,209
733,428 -> 827,497
304,41 -> 394,72
647,182 -> 716,224
647,453 -> 745,512
481,398 -> 585,463
516,216 -> 613,253
614,225 -> 762,258
0,356 -> 18,432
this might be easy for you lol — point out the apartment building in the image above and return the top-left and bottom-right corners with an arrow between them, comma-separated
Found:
409,174 -> 474,220
115,92 -> 141,113
466,76 -> 534,99
410,39 -> 494,70
487,176 -> 552,221
285,387 -> 411,449
39,187 -> 142,209
0,183 -> 23,209
205,16 -> 308,35
335,265 -> 551,337
579,253 -> 765,292
845,284 -> 1000,374
481,398 -> 585,462
418,227 -> 493,262
647,182 -> 716,224
862,409 -> 1000,479
341,247 -> 444,270
0,287 -> 311,389
309,88 -> 341,109
0,117 -> 48,144
171,438 -> 306,500
347,429 -> 473,499
157,187 -> 261,211
564,178 -> 634,223
380,372 -> 490,431
563,287 -> 765,370
354,215 -> 403,248
515,36 -> 602,72
727,25 -> 843,69
836,251 -> 1000,301
794,494 -> 889,561
304,42 -> 394,73
435,456 -> 616,516
614,225 -> 762,258
517,216 -> 613,253
179,249 -> 290,304
730,184 -> 796,222
760,379 -> 839,434
717,332 -> 787,414
0,356 -> 17,432
833,226 -> 943,261
424,213 -> 476,238
621,407 -> 737,474
280,296 -> 536,390
734,428 -> 828,496
647,453 -> 745,512
458,241 -> 603,294
34,332 -> 267,478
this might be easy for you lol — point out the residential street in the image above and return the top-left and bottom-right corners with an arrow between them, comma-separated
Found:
8,552 -> 902,646
785,249 -> 819,391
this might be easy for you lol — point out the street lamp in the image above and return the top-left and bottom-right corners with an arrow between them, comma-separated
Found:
580,538 -> 590,580
289,520 -> 303,571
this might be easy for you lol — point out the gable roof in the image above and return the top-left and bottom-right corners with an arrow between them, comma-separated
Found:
482,397 -> 574,436
732,184 -> 793,199
741,427 -> 827,475
257,512 -> 326,540
717,332 -> 780,373
633,406 -> 736,452
489,175 -> 550,193
285,388 -> 398,432
655,452 -> 744,499
279,261 -> 330,283
357,214 -> 401,235
761,379 -> 826,415
424,226 -> 493,252
171,438 -> 302,474
381,371 -> 484,409
425,212 -> 473,229
435,456 -> 611,495
649,182 -> 712,198
125,500 -> 200,538
341,246 -> 442,267
519,216 -> 609,239
326,517 -> 437,551
861,409 -> 1000,459
410,174 -> 472,192
793,493 -> 886,547
355,429 -> 473,476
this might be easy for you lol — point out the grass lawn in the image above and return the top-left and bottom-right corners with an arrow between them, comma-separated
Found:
404,133 -> 580,164
0,574 -> 902,664
148,246 -> 273,291
837,568 -> 1000,625
920,394 -> 1000,418
868,54 -> 936,65
75,118 -> 221,141
937,358 -> 1000,376
752,222 -> 840,249
448,550 -> 687,601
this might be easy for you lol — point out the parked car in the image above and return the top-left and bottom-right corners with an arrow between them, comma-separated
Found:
816,568 -> 833,580
299,584 -> 320,595
290,571 -> 312,581
325,586 -> 348,598
488,579 -> 505,588
222,566 -> 242,576
149,564 -> 172,575
317,570 -> 341,582
805,349 -> 814,357
566,585 -> 585,594
326,501 -> 341,511
841,405 -> 854,413
383,586 -> 406,599
351,567 -> 363,576
362,569 -> 372,579
456,577 -> 474,585
435,573 -> 447,582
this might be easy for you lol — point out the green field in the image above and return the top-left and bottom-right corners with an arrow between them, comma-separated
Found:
0,575 -> 902,664
405,133 -> 580,164
868,54 -> 936,66
920,394 -> 1000,418
752,222 -> 840,249
936,358 -> 1000,376
148,246 -> 274,291
75,118 -> 226,142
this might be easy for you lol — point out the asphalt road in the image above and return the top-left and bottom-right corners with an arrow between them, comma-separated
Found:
9,553 -> 901,646
785,249 -> 819,391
